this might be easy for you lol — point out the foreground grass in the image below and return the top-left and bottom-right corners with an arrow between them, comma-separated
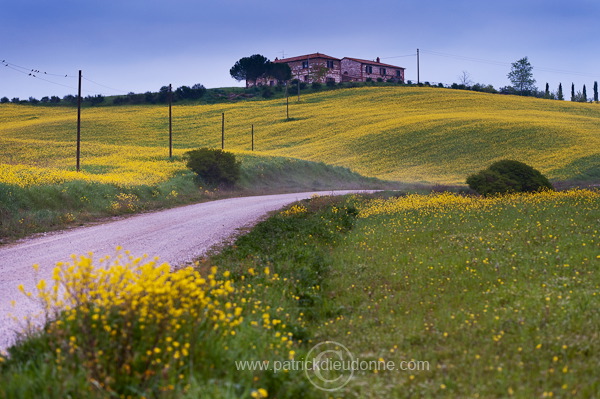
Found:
1,190 -> 598,398
0,195 -> 360,398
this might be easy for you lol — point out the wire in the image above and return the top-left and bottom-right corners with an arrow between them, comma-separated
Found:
2,58 -> 132,96
1,59 -> 77,78
420,50 -> 509,67
420,49 -> 600,80
2,61 -> 78,91
82,76 -> 129,94
382,54 -> 417,59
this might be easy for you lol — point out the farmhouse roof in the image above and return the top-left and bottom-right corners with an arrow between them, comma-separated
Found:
342,57 -> 405,70
275,53 -> 340,63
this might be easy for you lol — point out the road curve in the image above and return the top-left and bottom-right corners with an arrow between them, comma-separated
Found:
0,190 -> 369,353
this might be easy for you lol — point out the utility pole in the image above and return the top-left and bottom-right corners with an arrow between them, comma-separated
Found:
76,70 -> 82,172
168,84 -> 173,159
286,94 -> 289,119
297,79 -> 300,102
417,49 -> 420,84
221,112 -> 225,149
251,124 -> 254,151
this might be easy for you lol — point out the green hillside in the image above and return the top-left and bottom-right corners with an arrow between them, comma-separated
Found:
1,86 -> 599,186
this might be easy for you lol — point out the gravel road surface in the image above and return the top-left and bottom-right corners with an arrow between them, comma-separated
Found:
0,190 -> 367,353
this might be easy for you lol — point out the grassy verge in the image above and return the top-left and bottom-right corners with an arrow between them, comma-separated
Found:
0,194 -> 362,398
3,189 -> 596,398
0,153 -> 398,241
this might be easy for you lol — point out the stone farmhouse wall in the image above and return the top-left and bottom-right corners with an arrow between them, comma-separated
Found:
252,53 -> 404,86
341,58 -> 405,83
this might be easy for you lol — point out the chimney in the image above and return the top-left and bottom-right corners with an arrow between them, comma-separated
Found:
376,57 -> 380,63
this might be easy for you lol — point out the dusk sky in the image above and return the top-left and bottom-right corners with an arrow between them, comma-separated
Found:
2,0 -> 599,99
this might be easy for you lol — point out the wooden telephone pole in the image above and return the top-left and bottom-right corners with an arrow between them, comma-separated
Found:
169,84 -> 173,159
417,49 -> 420,84
221,112 -> 225,149
76,70 -> 82,172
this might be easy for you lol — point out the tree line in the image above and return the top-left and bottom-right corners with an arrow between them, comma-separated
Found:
0,84 -> 207,106
454,57 -> 598,102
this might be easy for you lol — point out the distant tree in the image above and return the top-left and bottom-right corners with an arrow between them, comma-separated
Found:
85,94 -> 105,106
145,91 -> 156,104
63,94 -> 77,104
544,83 -> 550,98
191,83 -> 207,99
158,85 -> 170,103
499,86 -> 518,95
582,85 -> 588,102
266,62 -> 292,83
28,97 -> 39,104
0,97 -> 9,103
230,54 -> 270,87
557,83 -> 564,100
49,96 -> 61,103
458,71 -> 473,87
11,97 -> 20,103
507,57 -> 536,94
571,83 -> 575,101
594,81 -> 599,102
311,65 -> 329,84
175,85 -> 192,100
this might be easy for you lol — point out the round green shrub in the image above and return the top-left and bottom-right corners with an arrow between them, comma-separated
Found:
467,160 -> 553,196
184,148 -> 241,187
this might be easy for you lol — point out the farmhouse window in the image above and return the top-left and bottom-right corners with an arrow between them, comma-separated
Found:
326,60 -> 334,68
396,70 -> 401,77
380,68 -> 386,75
365,65 -> 373,74
302,61 -> 309,69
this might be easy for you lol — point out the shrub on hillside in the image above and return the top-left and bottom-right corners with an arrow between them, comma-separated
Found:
184,148 -> 241,187
467,160 -> 553,196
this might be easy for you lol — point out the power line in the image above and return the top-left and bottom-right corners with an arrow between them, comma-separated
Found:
1,58 -> 131,97
1,59 -> 77,78
420,49 -> 600,80
419,50 -> 509,67
2,61 -> 79,91
82,76 -> 129,94
382,53 -> 417,59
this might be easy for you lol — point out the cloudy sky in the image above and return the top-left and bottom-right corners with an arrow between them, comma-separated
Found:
1,0 -> 599,99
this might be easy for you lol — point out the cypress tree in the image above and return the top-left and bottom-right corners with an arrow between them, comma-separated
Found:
545,83 -> 550,98
594,81 -> 598,102
582,85 -> 587,102
557,83 -> 564,100
571,83 -> 575,101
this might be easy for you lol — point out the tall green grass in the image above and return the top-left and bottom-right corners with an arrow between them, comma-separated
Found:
0,152 -> 394,240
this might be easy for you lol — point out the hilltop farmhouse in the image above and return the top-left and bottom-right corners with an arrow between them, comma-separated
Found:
253,52 -> 405,86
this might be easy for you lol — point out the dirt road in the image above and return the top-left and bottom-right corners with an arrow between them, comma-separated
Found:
0,190 -> 367,352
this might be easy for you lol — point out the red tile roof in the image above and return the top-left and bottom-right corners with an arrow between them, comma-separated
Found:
342,57 -> 405,69
275,53 -> 340,63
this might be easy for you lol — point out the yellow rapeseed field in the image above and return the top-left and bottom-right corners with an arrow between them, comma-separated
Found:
1,86 -> 599,186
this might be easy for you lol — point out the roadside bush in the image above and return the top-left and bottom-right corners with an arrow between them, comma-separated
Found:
261,87 -> 274,98
184,148 -> 241,187
467,160 -> 553,196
